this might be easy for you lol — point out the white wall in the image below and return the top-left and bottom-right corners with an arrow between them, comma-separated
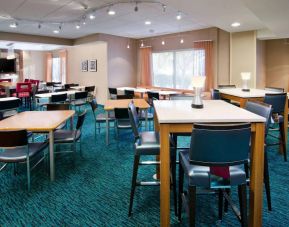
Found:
67,42 -> 108,105
23,50 -> 45,81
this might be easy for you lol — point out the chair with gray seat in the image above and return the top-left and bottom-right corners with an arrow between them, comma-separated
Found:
245,101 -> 273,210
71,91 -> 88,112
114,107 -> 132,139
0,99 -> 20,120
264,93 -> 287,161
90,99 -> 115,137
127,102 -> 177,217
0,129 -> 48,191
108,87 -> 117,99
178,123 -> 250,226
211,89 -> 221,100
46,103 -> 70,130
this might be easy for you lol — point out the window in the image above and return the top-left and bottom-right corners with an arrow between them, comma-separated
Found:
52,57 -> 61,82
152,49 -> 205,89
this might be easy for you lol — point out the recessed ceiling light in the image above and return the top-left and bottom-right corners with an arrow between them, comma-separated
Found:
176,11 -> 182,20
145,21 -> 151,25
89,14 -> 95,20
53,30 -> 60,34
76,24 -> 81,29
107,6 -> 116,15
9,22 -> 18,28
231,22 -> 241,27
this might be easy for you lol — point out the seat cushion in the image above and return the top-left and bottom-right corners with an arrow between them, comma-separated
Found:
117,119 -> 131,129
0,142 -> 48,163
135,131 -> 160,155
53,130 -> 81,143
179,149 -> 246,188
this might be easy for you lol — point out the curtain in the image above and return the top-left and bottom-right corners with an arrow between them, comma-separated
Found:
59,50 -> 67,84
193,41 -> 214,91
45,52 -> 52,82
139,47 -> 152,86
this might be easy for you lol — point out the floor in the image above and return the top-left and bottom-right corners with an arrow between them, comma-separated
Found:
0,105 -> 288,226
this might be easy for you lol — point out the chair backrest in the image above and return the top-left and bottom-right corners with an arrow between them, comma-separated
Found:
0,130 -> 28,147
117,94 -> 133,99
211,89 -> 221,100
125,89 -> 134,96
16,82 -> 32,93
0,79 -> 12,82
64,84 -> 72,90
90,99 -> 98,113
108,87 -> 117,95
37,89 -> 50,94
265,87 -> 284,93
147,91 -> 159,100
75,91 -> 88,100
245,101 -> 272,136
170,94 -> 194,100
189,123 -> 251,166
0,99 -> 20,111
76,110 -> 86,130
46,103 -> 70,111
55,88 -> 67,92
24,79 -> 30,82
128,102 -> 140,139
217,85 -> 236,89
114,108 -> 129,119
46,82 -> 54,87
264,93 -> 287,114
85,86 -> 95,93
51,93 -> 67,103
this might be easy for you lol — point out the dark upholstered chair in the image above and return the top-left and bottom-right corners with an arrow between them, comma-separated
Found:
71,91 -> 88,111
0,99 -> 20,120
117,94 -> 133,99
90,99 -> 115,136
51,93 -> 68,104
124,89 -> 135,98
264,93 -> 287,161
178,123 -> 250,226
211,89 -> 221,100
0,130 -> 48,191
108,88 -> 117,99
127,102 -> 177,216
114,107 -> 132,139
46,103 -> 70,130
245,101 -> 273,210
85,86 -> 95,101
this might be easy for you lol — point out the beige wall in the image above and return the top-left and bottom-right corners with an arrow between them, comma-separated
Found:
23,51 -> 45,81
265,39 -> 289,92
230,31 -> 257,88
256,40 -> 266,89
67,42 -> 108,105
217,29 -> 230,85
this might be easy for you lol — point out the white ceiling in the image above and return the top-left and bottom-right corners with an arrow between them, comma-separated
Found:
0,0 -> 288,40
0,40 -> 66,51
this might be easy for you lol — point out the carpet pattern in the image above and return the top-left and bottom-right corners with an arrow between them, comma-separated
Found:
0,105 -> 288,226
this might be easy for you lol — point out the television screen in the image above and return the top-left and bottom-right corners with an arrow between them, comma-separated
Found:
0,58 -> 16,73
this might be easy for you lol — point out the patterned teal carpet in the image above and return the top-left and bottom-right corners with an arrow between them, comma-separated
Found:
0,105 -> 288,226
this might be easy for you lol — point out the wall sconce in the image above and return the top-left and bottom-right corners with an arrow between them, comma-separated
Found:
191,76 -> 206,109
241,72 -> 251,92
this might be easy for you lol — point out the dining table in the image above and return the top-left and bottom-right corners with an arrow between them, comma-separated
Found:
0,110 -> 75,181
0,82 -> 17,96
153,99 -> 266,227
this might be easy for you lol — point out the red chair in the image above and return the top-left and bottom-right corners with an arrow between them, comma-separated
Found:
24,78 -> 30,82
16,82 -> 32,109
0,79 -> 12,82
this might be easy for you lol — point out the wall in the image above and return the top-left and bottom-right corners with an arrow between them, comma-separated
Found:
0,49 -> 23,81
256,40 -> 266,89
265,39 -> 289,92
66,42 -> 108,104
230,31 -> 257,88
23,50 -> 45,81
217,29 -> 230,85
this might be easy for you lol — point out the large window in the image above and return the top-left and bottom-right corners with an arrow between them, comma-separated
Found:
152,49 -> 205,89
52,57 -> 61,82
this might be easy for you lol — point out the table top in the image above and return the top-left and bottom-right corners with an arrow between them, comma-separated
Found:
0,110 -> 75,132
0,97 -> 19,102
154,100 -> 266,124
219,88 -> 280,98
104,99 -> 150,111
35,90 -> 78,98
70,86 -> 85,90
156,90 -> 180,96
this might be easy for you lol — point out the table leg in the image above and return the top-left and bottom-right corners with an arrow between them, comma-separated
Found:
145,109 -> 148,130
283,98 -> 288,149
249,123 -> 265,227
49,131 -> 55,181
160,124 -> 170,227
106,111 -> 109,145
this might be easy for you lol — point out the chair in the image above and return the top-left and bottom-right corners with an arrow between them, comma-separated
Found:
51,93 -> 68,104
264,93 -> 287,161
211,89 -> 221,100
85,86 -> 95,101
0,79 -> 11,96
0,130 -> 48,191
245,101 -> 273,210
71,91 -> 88,111
0,99 -> 20,120
217,85 -> 236,89
15,82 -> 32,110
217,85 -> 240,106
147,91 -> 159,106
117,94 -> 133,99
114,107 -> 132,139
265,87 -> 284,93
178,123 -> 250,226
127,102 -> 177,216
90,99 -> 115,136
108,88 -> 117,99
54,88 -> 67,92
125,89 -> 135,98
52,111 -> 86,155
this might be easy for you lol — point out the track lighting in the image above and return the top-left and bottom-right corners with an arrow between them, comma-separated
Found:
89,13 -> 95,20
162,4 -> 166,12
76,24 -> 81,29
176,11 -> 182,20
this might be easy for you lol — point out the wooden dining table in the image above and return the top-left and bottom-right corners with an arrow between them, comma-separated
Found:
154,100 -> 266,227
104,99 -> 150,145
0,110 -> 75,181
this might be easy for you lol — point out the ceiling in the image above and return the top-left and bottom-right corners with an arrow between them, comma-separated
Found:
0,40 -> 66,51
0,0 -> 288,40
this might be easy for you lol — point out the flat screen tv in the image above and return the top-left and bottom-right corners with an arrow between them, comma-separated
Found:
0,58 -> 16,73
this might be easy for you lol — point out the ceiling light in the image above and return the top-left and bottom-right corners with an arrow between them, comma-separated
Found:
161,40 -> 165,45
180,39 -> 184,44
82,21 -> 86,25
76,24 -> 81,29
145,21 -> 151,25
231,22 -> 241,27
176,11 -> 182,20
89,14 -> 95,20
9,22 -> 18,28
162,4 -> 166,12
53,30 -> 60,34
141,40 -> 144,47
107,5 -> 116,15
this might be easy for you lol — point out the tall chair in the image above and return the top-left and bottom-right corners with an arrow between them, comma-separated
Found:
90,99 -> 115,136
178,123 -> 250,226
127,102 -> 177,216
108,87 -> 117,99
245,101 -> 273,210
0,130 -> 48,191
264,93 -> 287,161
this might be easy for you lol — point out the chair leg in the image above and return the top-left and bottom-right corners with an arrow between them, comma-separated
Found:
26,159 -> 31,191
94,123 -> 96,138
188,185 -> 196,227
224,189 -> 230,213
264,150 -> 272,211
218,189 -> 223,220
279,122 -> 287,161
128,155 -> 140,216
238,184 -> 247,227
171,148 -> 178,217
178,158 -> 184,221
